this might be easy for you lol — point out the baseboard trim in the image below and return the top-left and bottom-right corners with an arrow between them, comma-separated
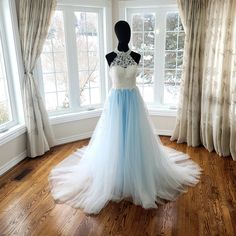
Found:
55,129 -> 172,146
55,131 -> 93,146
155,129 -> 173,136
0,150 -> 27,176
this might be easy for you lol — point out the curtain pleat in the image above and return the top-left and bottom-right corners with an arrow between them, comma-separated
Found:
171,0 -> 236,160
18,0 -> 56,157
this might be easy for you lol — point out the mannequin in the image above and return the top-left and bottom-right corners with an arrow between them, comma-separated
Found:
105,20 -> 141,66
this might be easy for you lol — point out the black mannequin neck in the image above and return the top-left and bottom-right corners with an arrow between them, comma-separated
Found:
117,43 -> 129,52
105,20 -> 141,66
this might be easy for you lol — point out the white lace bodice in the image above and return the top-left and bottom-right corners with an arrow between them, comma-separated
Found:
109,49 -> 138,89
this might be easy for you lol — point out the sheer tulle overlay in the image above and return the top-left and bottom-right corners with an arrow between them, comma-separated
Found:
49,86 -> 202,214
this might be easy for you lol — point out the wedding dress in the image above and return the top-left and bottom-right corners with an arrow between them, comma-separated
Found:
49,49 -> 201,214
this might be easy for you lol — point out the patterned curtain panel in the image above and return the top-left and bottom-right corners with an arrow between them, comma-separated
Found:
171,0 -> 236,160
18,0 -> 57,157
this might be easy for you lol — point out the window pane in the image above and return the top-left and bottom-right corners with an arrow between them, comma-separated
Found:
144,32 -> 155,50
144,14 -> 155,31
45,93 -> 57,111
90,88 -> 100,104
178,32 -> 185,50
0,36 -> 12,125
143,86 -> 154,103
43,73 -> 56,92
79,71 -> 89,92
179,19 -> 184,31
164,82 -> 180,105
136,68 -> 144,84
165,32 -> 177,50
177,51 -> 184,68
56,73 -> 67,91
165,52 -> 176,69
41,53 -> 54,73
54,52 -> 67,72
89,70 -> 100,87
166,13 -> 178,31
144,51 -> 154,68
132,33 -> 143,50
132,14 -> 143,31
164,12 -> 185,104
78,51 -> 89,71
164,69 -> 179,104
80,88 -> 90,106
131,12 -> 155,103
144,69 -> 154,84
75,11 -> 102,107
88,51 -> 99,71
41,10 -> 69,111
57,91 -> 69,109
164,70 -> 176,89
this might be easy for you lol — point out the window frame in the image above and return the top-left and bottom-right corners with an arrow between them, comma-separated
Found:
36,3 -> 108,116
125,3 -> 182,109
0,3 -> 18,133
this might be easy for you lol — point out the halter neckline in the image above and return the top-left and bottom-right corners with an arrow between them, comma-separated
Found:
114,47 -> 131,55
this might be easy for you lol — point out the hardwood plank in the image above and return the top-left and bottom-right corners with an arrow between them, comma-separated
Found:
0,136 -> 236,236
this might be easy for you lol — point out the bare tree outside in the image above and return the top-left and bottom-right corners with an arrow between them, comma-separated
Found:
40,11 -> 101,111
75,12 -> 101,106
41,11 -> 69,111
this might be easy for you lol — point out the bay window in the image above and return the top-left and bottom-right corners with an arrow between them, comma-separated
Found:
37,4 -> 105,115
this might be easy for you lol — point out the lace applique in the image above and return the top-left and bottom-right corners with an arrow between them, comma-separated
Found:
110,48 -> 137,68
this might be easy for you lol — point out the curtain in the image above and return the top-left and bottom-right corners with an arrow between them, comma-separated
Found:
171,0 -> 207,146
171,0 -> 236,160
18,0 -> 56,157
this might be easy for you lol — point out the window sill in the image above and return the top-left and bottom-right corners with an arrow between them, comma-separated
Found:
148,106 -> 177,117
0,124 -> 26,146
50,108 -> 103,125
49,106 -> 177,125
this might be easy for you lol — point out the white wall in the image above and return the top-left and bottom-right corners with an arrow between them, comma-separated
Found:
53,117 -> 100,145
0,133 -> 26,175
53,115 -> 175,146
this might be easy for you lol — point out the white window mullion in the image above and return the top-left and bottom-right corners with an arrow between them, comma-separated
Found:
98,8 -> 106,103
63,7 -> 81,112
155,9 -> 166,105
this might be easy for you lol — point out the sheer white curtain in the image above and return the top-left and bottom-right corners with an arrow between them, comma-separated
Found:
171,0 -> 236,160
18,0 -> 56,157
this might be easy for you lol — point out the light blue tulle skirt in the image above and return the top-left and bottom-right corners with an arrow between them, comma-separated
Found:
49,86 -> 201,214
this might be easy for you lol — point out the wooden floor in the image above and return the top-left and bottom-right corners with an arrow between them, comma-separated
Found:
0,136 -> 236,236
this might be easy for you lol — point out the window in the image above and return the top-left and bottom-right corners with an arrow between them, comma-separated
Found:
127,7 -> 185,107
40,11 -> 69,112
164,12 -> 184,105
38,5 -> 105,114
75,11 -> 101,106
131,13 -> 155,103
0,21 -> 17,132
